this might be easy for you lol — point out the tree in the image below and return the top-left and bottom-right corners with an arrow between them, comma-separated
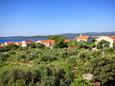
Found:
29,43 -> 36,48
48,35 -> 67,41
77,42 -> 92,49
76,49 -> 115,85
48,35 -> 68,48
29,43 -> 45,49
53,41 -> 68,48
6,44 -> 19,49
15,79 -> 26,86
0,44 -> 19,52
36,43 -> 45,49
113,42 -> 115,49
67,40 -> 77,47
97,40 -> 110,49
91,38 -> 96,43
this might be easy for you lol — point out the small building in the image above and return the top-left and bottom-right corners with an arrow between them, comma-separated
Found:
75,34 -> 93,42
4,42 -> 14,46
64,39 -> 71,43
0,46 -> 3,48
1,43 -> 4,46
36,40 -> 55,47
96,36 -> 115,47
15,42 -> 22,46
22,41 -> 33,47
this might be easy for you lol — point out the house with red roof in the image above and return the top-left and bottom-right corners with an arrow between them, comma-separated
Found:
4,42 -> 14,46
36,40 -> 55,47
75,34 -> 93,42
96,36 -> 115,47
15,42 -> 22,46
0,46 -> 3,48
21,41 -> 33,47
64,39 -> 71,43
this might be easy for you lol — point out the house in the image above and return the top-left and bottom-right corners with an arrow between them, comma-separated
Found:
64,39 -> 71,43
1,43 -> 4,46
4,42 -> 14,46
15,42 -> 22,46
22,41 -> 33,47
0,45 -> 3,48
75,34 -> 93,42
36,40 -> 55,47
96,36 -> 115,47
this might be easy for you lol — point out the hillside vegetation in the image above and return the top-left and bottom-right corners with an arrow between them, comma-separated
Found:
0,40 -> 115,86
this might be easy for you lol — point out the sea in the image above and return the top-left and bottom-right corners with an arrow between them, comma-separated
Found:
0,37 -> 48,43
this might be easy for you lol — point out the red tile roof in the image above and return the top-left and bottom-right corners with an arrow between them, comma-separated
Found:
5,42 -> 14,45
76,36 -> 89,40
15,42 -> 22,45
0,46 -> 3,48
108,36 -> 115,40
22,42 -> 32,44
26,40 -> 33,42
64,39 -> 70,43
40,40 -> 55,43
26,42 -> 33,44
40,40 -> 55,46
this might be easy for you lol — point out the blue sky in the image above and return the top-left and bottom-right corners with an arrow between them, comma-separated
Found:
0,0 -> 115,36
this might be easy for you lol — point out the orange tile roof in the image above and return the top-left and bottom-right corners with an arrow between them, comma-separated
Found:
40,40 -> 55,46
22,42 -> 32,44
15,42 -> 22,45
26,42 -> 33,44
5,42 -> 14,45
0,46 -> 3,48
76,36 -> 89,40
26,40 -> 33,42
40,40 -> 55,43
64,39 -> 70,43
108,36 -> 115,40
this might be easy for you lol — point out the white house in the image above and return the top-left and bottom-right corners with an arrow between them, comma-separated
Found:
4,42 -> 14,46
75,35 -> 93,42
96,36 -> 115,47
36,40 -> 55,47
21,41 -> 33,47
15,42 -> 22,46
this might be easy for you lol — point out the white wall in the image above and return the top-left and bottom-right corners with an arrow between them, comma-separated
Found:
22,41 -> 27,47
96,36 -> 114,47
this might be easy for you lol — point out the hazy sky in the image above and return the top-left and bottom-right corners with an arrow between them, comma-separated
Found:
0,0 -> 115,36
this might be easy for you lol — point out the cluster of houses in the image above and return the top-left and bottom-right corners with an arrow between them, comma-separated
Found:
0,35 -> 115,48
75,34 -> 115,47
0,40 -> 55,48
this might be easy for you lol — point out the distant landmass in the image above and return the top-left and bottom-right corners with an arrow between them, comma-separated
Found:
58,32 -> 115,39
0,32 -> 115,42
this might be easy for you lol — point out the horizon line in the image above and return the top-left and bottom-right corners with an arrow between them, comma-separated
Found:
1,31 -> 115,37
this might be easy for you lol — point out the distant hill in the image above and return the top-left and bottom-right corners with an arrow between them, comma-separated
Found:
1,32 -> 115,39
57,32 -> 115,39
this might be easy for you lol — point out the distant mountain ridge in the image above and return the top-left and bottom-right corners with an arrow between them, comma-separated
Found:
1,32 -> 115,39
58,32 -> 115,39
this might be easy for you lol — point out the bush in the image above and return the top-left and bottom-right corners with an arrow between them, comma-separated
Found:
97,40 -> 110,49
0,45 -> 115,86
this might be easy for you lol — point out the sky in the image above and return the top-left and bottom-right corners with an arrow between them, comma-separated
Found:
0,0 -> 115,36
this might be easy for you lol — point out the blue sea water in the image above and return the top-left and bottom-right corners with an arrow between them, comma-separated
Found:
0,37 -> 48,43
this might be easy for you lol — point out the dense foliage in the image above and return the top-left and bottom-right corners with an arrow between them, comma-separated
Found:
48,35 -> 67,41
97,40 -> 110,49
0,42 -> 115,86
